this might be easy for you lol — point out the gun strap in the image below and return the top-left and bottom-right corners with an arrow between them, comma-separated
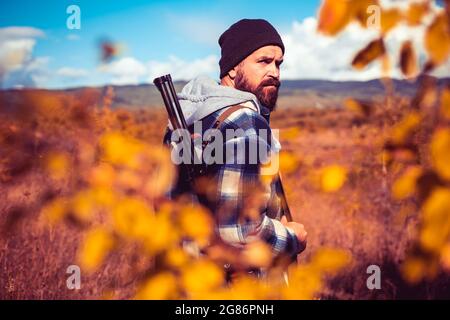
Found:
201,104 -> 251,148
193,103 -> 256,176
211,104 -> 249,130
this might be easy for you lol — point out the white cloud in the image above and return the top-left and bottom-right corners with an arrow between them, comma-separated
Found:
280,12 -> 450,81
147,55 -> 218,82
0,39 -> 36,73
56,67 -> 89,78
96,54 -> 218,86
0,26 -> 44,41
0,26 -> 48,87
281,18 -> 378,80
98,57 -> 147,85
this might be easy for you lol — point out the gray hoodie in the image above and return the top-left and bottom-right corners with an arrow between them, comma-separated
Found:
172,74 -> 281,152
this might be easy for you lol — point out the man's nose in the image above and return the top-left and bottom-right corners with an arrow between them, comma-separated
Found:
267,62 -> 280,79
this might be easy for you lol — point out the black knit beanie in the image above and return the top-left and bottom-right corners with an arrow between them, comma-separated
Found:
218,19 -> 285,79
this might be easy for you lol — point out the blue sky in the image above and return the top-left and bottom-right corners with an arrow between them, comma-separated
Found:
0,0 -> 320,88
0,0 -> 448,88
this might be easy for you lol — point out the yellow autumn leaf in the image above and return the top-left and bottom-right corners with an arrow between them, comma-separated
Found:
392,166 -> 422,200
143,211 -> 179,254
352,38 -> 386,70
164,247 -> 190,268
88,163 -> 116,188
399,40 -> 418,79
280,127 -> 301,140
420,224 -> 448,253
390,111 -> 422,145
402,257 -> 426,284
116,169 -> 142,190
135,272 -> 178,300
440,87 -> 450,120
317,0 -> 352,36
420,188 -> 450,252
112,197 -> 155,239
344,98 -> 372,117
228,275 -> 271,300
178,205 -> 213,247
320,165 -> 347,192
422,188 -> 450,222
440,244 -> 450,271
78,228 -> 115,272
310,247 -> 352,273
430,128 -> 450,181
283,248 -> 351,299
142,146 -> 176,198
279,151 -> 300,175
424,12 -> 450,65
283,265 -> 323,299
99,132 -> 144,169
261,152 -> 279,184
91,186 -> 115,208
344,98 -> 364,115
71,190 -> 96,222
242,241 -> 273,268
181,260 -> 224,294
42,198 -> 68,223
317,0 -> 378,34
380,8 -> 402,34
406,1 -> 430,26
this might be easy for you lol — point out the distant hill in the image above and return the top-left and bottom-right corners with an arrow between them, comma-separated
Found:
2,77 -> 449,109
277,77 -> 449,109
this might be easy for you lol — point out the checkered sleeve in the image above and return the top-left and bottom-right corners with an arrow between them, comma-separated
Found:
214,109 -> 301,258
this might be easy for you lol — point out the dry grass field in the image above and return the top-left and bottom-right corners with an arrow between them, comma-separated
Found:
1,85 -> 449,299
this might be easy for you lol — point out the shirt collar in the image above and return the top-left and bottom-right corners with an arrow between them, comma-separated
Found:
259,105 -> 271,124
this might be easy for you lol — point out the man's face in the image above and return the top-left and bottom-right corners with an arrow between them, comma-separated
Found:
233,45 -> 283,111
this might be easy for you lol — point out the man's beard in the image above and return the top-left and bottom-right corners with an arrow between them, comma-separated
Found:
234,71 -> 280,111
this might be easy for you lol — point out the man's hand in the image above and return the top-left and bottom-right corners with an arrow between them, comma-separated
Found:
280,215 -> 307,252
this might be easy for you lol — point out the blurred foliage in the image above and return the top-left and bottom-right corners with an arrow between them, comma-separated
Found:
37,122 -> 351,299
318,0 -> 450,284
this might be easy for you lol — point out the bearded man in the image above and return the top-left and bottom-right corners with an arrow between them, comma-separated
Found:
163,19 -> 307,280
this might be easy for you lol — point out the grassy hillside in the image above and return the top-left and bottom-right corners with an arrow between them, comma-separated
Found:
3,77 -> 448,110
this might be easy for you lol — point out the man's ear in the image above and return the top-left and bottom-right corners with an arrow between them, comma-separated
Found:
228,66 -> 238,79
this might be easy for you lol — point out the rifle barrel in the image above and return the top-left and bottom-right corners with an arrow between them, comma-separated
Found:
153,74 -> 196,181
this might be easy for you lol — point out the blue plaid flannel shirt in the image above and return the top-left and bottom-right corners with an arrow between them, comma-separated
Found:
163,104 -> 301,259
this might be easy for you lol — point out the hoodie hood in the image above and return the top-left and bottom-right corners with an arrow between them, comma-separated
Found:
169,74 -> 281,152
175,74 -> 262,126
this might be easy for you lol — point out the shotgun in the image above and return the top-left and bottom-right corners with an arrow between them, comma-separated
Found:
153,74 -> 199,185
154,74 -> 295,285
153,73 -> 293,223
